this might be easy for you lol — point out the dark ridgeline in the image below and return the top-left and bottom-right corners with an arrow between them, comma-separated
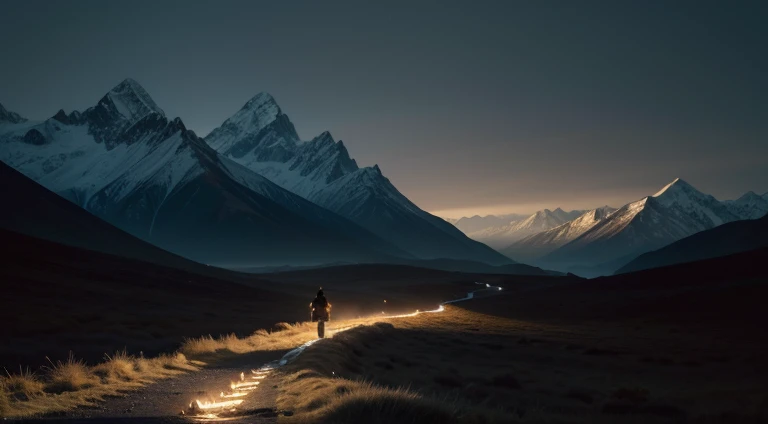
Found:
617,213 -> 768,274
0,80 -> 411,267
0,80 -> 510,269
204,92 -> 511,265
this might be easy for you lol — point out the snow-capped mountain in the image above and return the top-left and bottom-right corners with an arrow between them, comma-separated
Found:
501,206 -> 616,262
723,191 -> 768,220
467,208 -> 584,249
539,178 -> 742,276
450,213 -> 527,234
0,79 -> 410,267
0,103 -> 27,124
204,94 -> 511,265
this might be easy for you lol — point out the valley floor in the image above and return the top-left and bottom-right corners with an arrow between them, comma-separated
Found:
278,304 -> 768,423
3,255 -> 767,423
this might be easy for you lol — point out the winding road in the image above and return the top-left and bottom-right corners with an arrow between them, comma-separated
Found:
27,282 -> 502,423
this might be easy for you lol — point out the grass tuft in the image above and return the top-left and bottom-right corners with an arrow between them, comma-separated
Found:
93,350 -> 137,381
44,353 -> 99,394
324,382 -> 459,424
179,321 -> 318,359
2,367 -> 45,401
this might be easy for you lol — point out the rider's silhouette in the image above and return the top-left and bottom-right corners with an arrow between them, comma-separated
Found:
310,289 -> 330,322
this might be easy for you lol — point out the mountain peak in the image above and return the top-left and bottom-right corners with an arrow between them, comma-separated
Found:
652,178 -> 697,198
220,92 -> 283,135
105,78 -> 165,123
242,92 -> 278,110
0,102 -> 27,124
737,191 -> 760,200
312,131 -> 335,144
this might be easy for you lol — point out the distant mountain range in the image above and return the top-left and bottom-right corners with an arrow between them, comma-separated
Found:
539,178 -> 758,275
722,191 -> 768,219
0,79 -> 509,268
466,208 -> 584,249
501,206 -> 616,262
448,179 -> 767,277
450,214 -> 527,234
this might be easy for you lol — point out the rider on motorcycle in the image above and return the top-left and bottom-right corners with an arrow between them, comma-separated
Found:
310,288 -> 331,322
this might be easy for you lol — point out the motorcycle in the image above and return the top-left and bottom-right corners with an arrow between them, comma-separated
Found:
310,303 -> 331,338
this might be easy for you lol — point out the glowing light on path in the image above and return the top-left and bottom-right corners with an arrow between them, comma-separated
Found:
220,392 -> 247,399
231,380 -> 260,390
186,281 -> 503,418
193,398 -> 243,410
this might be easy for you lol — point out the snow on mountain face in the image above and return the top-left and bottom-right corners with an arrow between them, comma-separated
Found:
298,164 -> 509,263
204,96 -> 510,265
207,96 -> 358,198
0,112 -> 198,208
468,208 -> 584,249
540,178 -> 743,276
105,78 -> 165,125
723,191 -> 768,220
0,79 -> 406,267
651,178 -> 737,229
0,103 -> 27,124
205,92 -> 300,162
452,213 -> 527,234
502,206 -> 616,261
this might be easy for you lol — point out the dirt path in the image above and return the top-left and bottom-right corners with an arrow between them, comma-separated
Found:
20,350 -> 291,423
14,283 -> 504,423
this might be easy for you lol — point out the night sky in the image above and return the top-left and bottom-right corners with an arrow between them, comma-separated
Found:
1,1 -> 766,217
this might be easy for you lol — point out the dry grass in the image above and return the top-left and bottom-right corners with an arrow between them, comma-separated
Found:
0,351 -> 199,418
45,354 -> 100,393
3,367 -> 44,401
276,322 -> 517,424
92,351 -> 138,382
180,321 -> 319,358
2,316 -> 347,419
279,374 -> 466,424
4,300 -> 767,422
275,307 -> 768,424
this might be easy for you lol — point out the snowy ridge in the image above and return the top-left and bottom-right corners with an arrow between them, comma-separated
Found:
205,92 -> 293,154
650,178 -> 735,228
204,95 -> 510,264
502,206 -> 616,261
0,103 -> 27,124
451,213 -> 527,234
0,116 -> 199,208
468,208 -> 583,249
539,178 -> 743,276
723,191 -> 768,220
234,131 -> 360,200
0,79 -> 410,267
105,78 -> 165,125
